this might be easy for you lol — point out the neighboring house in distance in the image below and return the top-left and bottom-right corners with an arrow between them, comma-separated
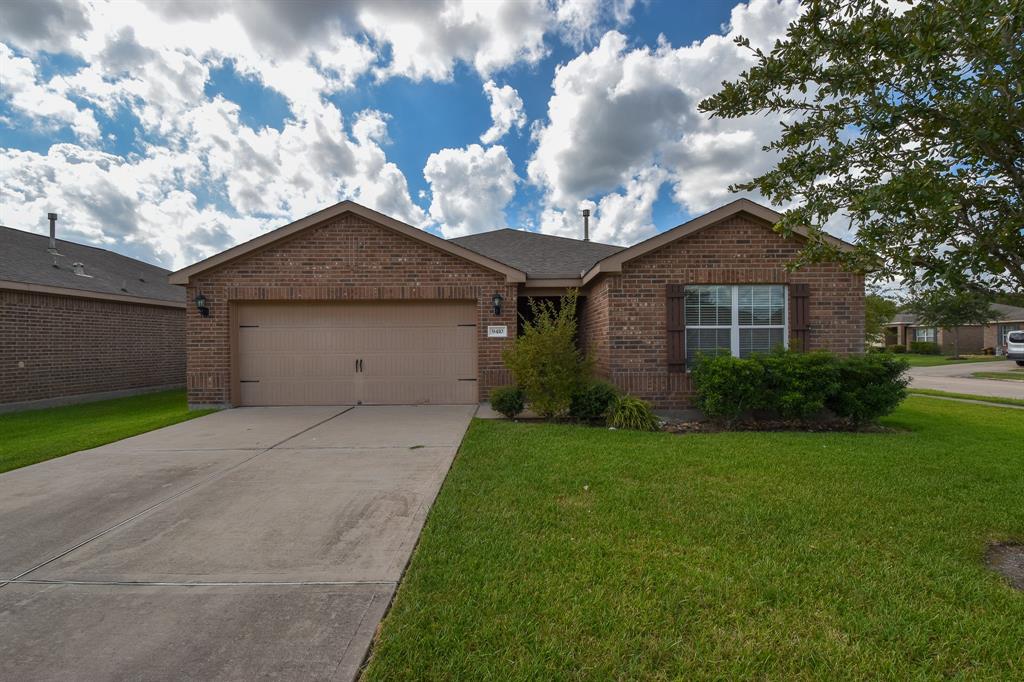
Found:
170,198 -> 864,410
985,304 -> 1024,354
884,304 -> 1024,355
883,312 -> 984,353
0,218 -> 185,411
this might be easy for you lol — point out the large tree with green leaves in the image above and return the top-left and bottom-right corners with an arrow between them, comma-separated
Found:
907,286 -> 996,357
865,293 -> 899,343
700,0 -> 1024,294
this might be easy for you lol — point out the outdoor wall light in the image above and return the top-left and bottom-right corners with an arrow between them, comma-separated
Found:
194,293 -> 210,317
492,292 -> 504,316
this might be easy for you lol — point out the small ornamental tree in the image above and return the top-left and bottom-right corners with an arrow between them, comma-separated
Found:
502,290 -> 592,419
907,286 -> 996,358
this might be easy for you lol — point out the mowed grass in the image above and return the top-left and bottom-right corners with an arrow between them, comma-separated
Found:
0,390 -> 214,474
908,389 -> 1024,408
365,398 -> 1024,680
972,370 -> 1024,381
901,353 -> 1003,367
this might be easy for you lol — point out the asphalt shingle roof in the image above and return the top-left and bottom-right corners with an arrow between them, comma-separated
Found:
887,303 -> 1024,326
0,226 -> 184,303
451,228 -> 624,278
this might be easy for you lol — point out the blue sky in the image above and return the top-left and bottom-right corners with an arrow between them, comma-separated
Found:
0,0 -> 803,268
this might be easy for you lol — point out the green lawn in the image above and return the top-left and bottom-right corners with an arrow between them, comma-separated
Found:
365,398 -> 1024,680
0,390 -> 214,474
901,353 -> 1004,367
908,388 -> 1024,408
971,370 -> 1024,381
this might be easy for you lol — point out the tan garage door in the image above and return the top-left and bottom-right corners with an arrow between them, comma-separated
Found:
236,302 -> 478,406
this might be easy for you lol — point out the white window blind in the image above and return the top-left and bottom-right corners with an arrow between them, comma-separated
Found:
684,285 -> 787,363
914,327 -> 936,342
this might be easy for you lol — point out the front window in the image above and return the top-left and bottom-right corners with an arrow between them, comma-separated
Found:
684,285 -> 787,363
914,327 -> 937,343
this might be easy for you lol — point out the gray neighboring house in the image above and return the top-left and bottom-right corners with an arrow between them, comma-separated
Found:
884,303 -> 1024,355
0,219 -> 186,411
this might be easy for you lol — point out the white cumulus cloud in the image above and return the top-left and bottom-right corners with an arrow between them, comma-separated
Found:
423,144 -> 519,238
528,0 -> 802,244
480,80 -> 526,145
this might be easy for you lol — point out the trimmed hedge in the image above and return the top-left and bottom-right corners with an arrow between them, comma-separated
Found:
569,380 -> 619,422
490,385 -> 526,419
910,341 -> 940,354
692,350 -> 909,425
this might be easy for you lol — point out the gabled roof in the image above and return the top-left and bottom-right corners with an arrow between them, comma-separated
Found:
169,201 -> 526,284
886,303 -> 1024,327
581,198 -> 857,284
451,229 -> 623,279
992,303 -> 1024,322
0,225 -> 184,307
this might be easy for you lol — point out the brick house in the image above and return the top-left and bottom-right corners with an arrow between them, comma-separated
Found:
170,198 -> 864,409
0,220 -> 185,411
886,303 -> 1024,355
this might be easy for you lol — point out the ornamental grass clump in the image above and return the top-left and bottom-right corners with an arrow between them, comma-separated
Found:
607,395 -> 660,432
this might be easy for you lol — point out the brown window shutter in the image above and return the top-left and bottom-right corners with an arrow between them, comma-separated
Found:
667,284 -> 685,373
790,283 -> 810,351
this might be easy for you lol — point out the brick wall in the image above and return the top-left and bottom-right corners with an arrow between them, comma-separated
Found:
184,213 -> 516,406
0,290 -> 184,406
579,276 -> 611,377
584,213 -> 864,408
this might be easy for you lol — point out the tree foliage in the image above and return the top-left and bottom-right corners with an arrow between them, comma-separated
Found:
907,285 -> 996,356
865,293 -> 899,343
700,0 -> 1024,294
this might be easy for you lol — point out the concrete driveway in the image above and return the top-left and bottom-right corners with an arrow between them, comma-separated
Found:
0,405 -> 475,681
908,360 -> 1024,400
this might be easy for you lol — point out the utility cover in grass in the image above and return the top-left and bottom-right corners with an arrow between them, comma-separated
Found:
987,543 -> 1024,590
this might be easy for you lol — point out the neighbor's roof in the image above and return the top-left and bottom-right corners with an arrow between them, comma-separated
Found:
887,302 -> 1024,327
992,303 -> 1024,321
451,229 -> 624,279
0,225 -> 184,307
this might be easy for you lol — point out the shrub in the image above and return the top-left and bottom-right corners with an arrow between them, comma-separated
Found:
502,290 -> 592,419
607,395 -> 660,431
569,380 -> 619,422
827,355 -> 910,425
758,350 -> 842,421
910,341 -> 940,354
886,344 -> 906,353
692,349 -> 906,426
690,354 -> 765,423
489,385 -> 525,419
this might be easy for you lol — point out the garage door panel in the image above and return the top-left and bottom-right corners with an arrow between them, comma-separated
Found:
361,379 -> 478,406
235,302 -> 478,406
240,379 -> 359,406
362,354 -> 475,379
239,353 -> 359,380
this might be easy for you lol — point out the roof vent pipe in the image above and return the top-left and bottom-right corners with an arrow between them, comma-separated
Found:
582,208 -> 590,242
47,212 -> 58,252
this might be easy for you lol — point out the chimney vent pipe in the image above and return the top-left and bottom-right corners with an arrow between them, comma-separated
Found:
582,208 -> 590,242
47,212 -> 58,252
